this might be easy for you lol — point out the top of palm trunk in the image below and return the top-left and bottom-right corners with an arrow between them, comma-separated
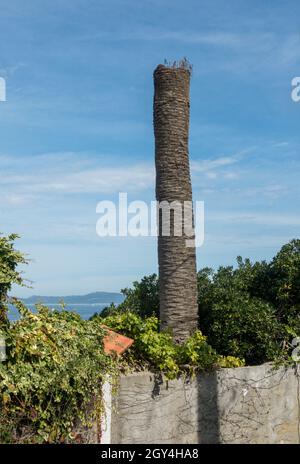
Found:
154,58 -> 193,75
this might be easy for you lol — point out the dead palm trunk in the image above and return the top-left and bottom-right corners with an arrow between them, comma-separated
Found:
153,61 -> 198,343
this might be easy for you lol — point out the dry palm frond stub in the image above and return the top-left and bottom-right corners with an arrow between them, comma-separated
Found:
162,57 -> 193,73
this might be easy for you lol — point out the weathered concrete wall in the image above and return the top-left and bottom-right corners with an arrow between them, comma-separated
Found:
111,364 -> 300,444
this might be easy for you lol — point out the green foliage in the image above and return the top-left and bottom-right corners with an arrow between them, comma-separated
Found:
2,234 -> 299,442
203,295 -> 282,364
95,274 -> 159,319
97,302 -> 120,318
261,240 -> 300,323
0,302 -> 115,443
100,312 -> 244,379
198,265 -> 284,364
103,312 -> 180,376
107,240 -> 300,365
198,240 -> 300,364
91,274 -> 159,319
0,305 -> 243,443
0,234 -> 27,326
119,274 -> 159,318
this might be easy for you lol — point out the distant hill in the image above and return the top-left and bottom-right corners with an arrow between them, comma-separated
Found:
21,291 -> 124,305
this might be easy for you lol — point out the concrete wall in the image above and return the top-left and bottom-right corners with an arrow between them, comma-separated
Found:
111,363 -> 300,444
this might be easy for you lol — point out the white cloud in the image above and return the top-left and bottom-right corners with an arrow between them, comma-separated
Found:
0,62 -> 26,77
191,148 -> 254,180
223,172 -> 239,180
0,152 -> 155,199
210,212 -> 300,227
192,156 -> 238,173
0,147 -> 255,204
27,165 -> 154,194
272,142 -> 289,148
81,29 -> 274,49
205,171 -> 218,179
129,31 -> 244,47
0,193 -> 37,206
241,184 -> 288,200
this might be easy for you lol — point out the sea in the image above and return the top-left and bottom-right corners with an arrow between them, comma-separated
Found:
8,303 -> 109,322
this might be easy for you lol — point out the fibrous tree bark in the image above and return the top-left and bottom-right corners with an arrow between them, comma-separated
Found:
153,61 -> 198,343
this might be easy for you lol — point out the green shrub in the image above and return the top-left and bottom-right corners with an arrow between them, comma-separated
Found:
2,233 -> 299,442
119,274 -> 159,318
261,240 -> 300,323
0,306 -> 243,443
0,234 -> 27,326
101,311 -> 244,379
109,240 -> 300,365
198,265 -> 285,365
0,301 -> 115,443
204,295 -> 283,365
94,274 -> 159,319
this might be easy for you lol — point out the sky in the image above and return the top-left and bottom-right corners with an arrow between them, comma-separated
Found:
0,0 -> 299,297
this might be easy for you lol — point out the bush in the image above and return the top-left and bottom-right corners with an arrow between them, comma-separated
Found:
203,295 -> 282,365
109,240 -> 300,365
261,240 -> 300,323
93,275 -> 159,319
198,241 -> 300,364
0,305 -> 243,443
100,311 -> 244,379
0,302 -> 115,443
198,264 -> 284,365
2,233 -> 299,442
119,274 -> 159,318
0,234 -> 27,326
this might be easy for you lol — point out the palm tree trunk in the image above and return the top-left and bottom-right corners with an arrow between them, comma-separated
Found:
153,62 -> 198,343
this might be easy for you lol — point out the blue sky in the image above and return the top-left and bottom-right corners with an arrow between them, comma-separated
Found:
0,0 -> 299,296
